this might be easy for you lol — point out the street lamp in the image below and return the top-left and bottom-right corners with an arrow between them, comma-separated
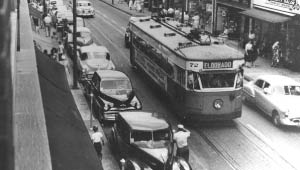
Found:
72,0 -> 79,89
90,93 -> 94,129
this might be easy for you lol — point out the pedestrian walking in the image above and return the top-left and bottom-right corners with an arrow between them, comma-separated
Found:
50,47 -> 58,61
244,40 -> 254,68
271,41 -> 281,67
58,41 -> 65,61
129,0 -> 133,10
173,124 -> 190,162
91,126 -> 105,160
140,0 -> 144,13
44,14 -> 52,37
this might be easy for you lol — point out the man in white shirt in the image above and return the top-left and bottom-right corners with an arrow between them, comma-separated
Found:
91,126 -> 105,159
173,124 -> 190,162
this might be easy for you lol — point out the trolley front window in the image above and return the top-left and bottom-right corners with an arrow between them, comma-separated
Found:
200,73 -> 236,88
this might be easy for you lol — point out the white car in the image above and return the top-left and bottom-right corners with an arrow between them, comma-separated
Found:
76,0 -> 95,17
77,45 -> 115,79
243,75 -> 300,127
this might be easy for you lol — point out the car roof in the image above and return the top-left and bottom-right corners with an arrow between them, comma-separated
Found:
96,70 -> 128,79
80,45 -> 108,53
119,111 -> 169,131
257,75 -> 299,85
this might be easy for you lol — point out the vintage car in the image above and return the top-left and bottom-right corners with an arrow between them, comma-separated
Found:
110,111 -> 192,170
76,0 -> 95,17
54,9 -> 73,28
77,45 -> 115,79
84,71 -> 142,122
66,26 -> 93,55
243,75 -> 300,127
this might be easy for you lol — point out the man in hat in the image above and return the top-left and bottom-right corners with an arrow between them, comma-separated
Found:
173,124 -> 190,162
91,126 -> 105,160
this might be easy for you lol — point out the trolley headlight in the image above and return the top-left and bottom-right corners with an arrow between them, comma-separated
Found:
213,99 -> 223,110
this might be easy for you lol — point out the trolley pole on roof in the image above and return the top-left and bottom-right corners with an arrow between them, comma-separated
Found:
72,0 -> 79,89
181,0 -> 185,23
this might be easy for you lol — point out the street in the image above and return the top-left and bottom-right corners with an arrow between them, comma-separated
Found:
75,0 -> 300,170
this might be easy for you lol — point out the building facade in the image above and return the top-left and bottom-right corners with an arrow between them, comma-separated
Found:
240,0 -> 300,69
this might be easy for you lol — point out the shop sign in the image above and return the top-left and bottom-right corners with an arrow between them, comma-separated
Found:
203,60 -> 233,69
253,0 -> 300,15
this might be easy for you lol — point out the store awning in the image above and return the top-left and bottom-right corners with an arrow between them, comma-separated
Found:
217,0 -> 249,10
240,8 -> 292,23
35,48 -> 102,170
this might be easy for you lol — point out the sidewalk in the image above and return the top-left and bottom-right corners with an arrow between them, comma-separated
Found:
100,0 -> 300,82
31,19 -> 119,170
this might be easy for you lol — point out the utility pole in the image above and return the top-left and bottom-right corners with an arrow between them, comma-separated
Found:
211,0 -> 217,35
72,0 -> 78,89
181,0 -> 185,23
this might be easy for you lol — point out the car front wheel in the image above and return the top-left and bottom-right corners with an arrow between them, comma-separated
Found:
272,111 -> 280,126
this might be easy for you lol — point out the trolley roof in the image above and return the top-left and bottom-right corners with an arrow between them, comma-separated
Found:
130,17 -> 243,61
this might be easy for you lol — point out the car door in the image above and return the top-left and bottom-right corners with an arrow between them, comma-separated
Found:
258,81 -> 274,116
254,79 -> 267,112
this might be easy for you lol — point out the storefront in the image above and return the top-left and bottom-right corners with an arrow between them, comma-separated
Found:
240,0 -> 300,69
216,0 -> 250,39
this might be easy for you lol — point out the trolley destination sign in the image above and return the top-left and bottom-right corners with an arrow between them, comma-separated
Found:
203,60 -> 233,69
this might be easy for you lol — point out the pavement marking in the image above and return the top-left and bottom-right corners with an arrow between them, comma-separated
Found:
246,124 -> 275,148
121,26 -> 126,31
95,10 -> 125,35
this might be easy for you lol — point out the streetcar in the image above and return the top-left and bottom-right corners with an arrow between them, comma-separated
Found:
127,16 -> 244,121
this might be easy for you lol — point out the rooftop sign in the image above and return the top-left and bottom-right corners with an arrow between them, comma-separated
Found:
253,0 -> 300,15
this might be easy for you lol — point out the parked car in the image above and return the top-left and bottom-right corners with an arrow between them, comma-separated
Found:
53,9 -> 73,28
243,75 -> 300,127
66,26 -> 93,54
68,17 -> 85,29
84,71 -> 142,122
110,111 -> 192,170
76,0 -> 95,17
77,45 -> 115,79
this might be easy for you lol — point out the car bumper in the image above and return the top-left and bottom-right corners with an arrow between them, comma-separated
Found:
280,117 -> 300,127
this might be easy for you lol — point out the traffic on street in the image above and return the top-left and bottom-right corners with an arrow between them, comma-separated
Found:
29,0 -> 300,170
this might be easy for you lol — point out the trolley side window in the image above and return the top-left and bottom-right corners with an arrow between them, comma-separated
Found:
175,65 -> 185,86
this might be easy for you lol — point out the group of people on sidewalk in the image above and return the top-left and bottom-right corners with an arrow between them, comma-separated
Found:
244,30 -> 283,68
128,0 -> 145,13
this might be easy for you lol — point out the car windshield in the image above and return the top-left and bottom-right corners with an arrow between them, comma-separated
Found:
275,85 -> 300,96
131,129 -> 170,149
100,79 -> 132,95
86,52 -> 106,60
78,31 -> 91,38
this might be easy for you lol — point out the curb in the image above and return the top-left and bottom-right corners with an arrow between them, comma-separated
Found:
99,0 -> 133,16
